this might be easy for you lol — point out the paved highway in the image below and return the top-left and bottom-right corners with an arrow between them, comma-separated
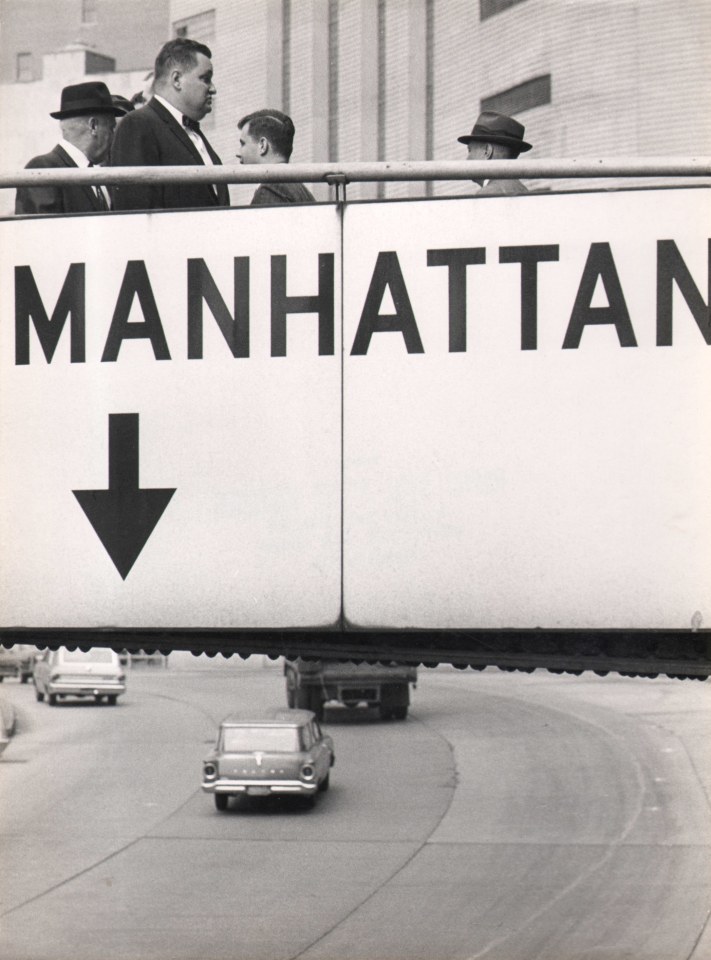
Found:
0,656 -> 709,960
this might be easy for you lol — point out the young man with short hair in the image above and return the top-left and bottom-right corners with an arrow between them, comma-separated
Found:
236,109 -> 315,205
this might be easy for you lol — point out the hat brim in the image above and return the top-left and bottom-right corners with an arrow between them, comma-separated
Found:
50,105 -> 125,119
458,133 -> 532,152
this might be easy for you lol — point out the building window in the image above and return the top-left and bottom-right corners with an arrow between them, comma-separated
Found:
81,0 -> 97,24
16,52 -> 32,82
480,0 -> 529,20
173,9 -> 216,45
481,74 -> 551,115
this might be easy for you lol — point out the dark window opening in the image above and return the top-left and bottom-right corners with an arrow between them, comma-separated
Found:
481,74 -> 551,116
16,52 -> 32,83
480,0 -> 529,20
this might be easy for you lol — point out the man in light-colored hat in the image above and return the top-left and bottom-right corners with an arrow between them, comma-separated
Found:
15,81 -> 123,215
458,110 -> 532,196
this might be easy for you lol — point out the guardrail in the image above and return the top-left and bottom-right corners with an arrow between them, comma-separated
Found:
1,157 -> 710,190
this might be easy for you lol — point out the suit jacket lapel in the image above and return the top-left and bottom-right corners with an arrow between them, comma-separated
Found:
53,145 -> 102,210
148,98 -> 207,165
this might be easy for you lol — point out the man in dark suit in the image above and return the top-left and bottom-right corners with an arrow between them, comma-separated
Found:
457,111 -> 532,196
236,109 -> 315,205
15,81 -> 123,216
109,38 -> 229,210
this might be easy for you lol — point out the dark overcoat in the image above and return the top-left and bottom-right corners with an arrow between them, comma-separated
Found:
15,144 -> 105,215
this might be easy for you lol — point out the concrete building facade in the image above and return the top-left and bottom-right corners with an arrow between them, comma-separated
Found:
169,0 -> 711,200
0,0 -> 708,213
0,0 -> 170,81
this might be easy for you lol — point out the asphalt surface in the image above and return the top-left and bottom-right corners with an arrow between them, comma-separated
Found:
0,656 -> 709,960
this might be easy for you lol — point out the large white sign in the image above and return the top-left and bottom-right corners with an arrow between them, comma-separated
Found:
0,205 -> 342,628
0,189 -> 709,630
343,189 -> 710,629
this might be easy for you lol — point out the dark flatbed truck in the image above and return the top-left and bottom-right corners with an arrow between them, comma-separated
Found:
284,658 -> 417,720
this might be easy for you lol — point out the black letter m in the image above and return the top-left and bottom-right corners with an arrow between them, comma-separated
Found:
15,263 -> 85,365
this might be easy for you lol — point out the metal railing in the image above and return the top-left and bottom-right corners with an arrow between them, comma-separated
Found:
1,157 -> 710,190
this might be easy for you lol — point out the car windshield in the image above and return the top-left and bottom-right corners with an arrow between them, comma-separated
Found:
222,727 -> 300,753
60,649 -> 115,664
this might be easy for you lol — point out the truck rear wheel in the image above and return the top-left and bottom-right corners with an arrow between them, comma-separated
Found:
285,668 -> 297,707
379,684 -> 409,720
295,687 -> 311,710
309,690 -> 325,721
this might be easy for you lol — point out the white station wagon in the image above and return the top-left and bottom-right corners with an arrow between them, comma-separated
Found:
33,647 -> 126,706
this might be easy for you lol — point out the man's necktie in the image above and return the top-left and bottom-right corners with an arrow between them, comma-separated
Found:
182,115 -> 201,133
88,163 -> 109,210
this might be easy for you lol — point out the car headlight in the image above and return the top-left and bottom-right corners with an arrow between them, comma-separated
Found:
203,762 -> 218,780
300,763 -> 315,781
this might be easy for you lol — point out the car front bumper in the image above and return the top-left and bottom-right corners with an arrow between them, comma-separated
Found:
202,778 -> 317,796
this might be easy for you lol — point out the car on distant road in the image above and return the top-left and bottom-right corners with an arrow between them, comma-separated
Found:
202,708 -> 335,811
33,647 -> 126,706
0,645 -> 36,683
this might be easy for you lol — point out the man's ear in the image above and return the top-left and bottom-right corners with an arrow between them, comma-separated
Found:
259,137 -> 269,157
484,142 -> 495,160
171,69 -> 182,91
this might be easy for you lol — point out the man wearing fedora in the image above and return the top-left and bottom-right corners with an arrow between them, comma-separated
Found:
458,111 -> 532,196
108,38 -> 229,211
15,81 -> 122,216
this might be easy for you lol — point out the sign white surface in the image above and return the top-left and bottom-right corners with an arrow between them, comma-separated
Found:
0,205 -> 342,627
1,189 -> 709,631
342,189 -> 711,629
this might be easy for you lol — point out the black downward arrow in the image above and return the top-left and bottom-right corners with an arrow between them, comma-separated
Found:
73,414 -> 176,580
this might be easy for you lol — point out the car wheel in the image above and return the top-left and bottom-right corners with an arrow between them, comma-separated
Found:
392,705 -> 408,720
35,685 -> 44,702
318,772 -> 330,792
107,695 -> 118,706
214,794 -> 228,812
21,674 -> 29,684
47,693 -> 57,706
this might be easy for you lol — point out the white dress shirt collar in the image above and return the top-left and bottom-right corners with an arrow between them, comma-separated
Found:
154,94 -> 213,167
58,138 -> 111,208
59,138 -> 90,167
153,94 -> 185,127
